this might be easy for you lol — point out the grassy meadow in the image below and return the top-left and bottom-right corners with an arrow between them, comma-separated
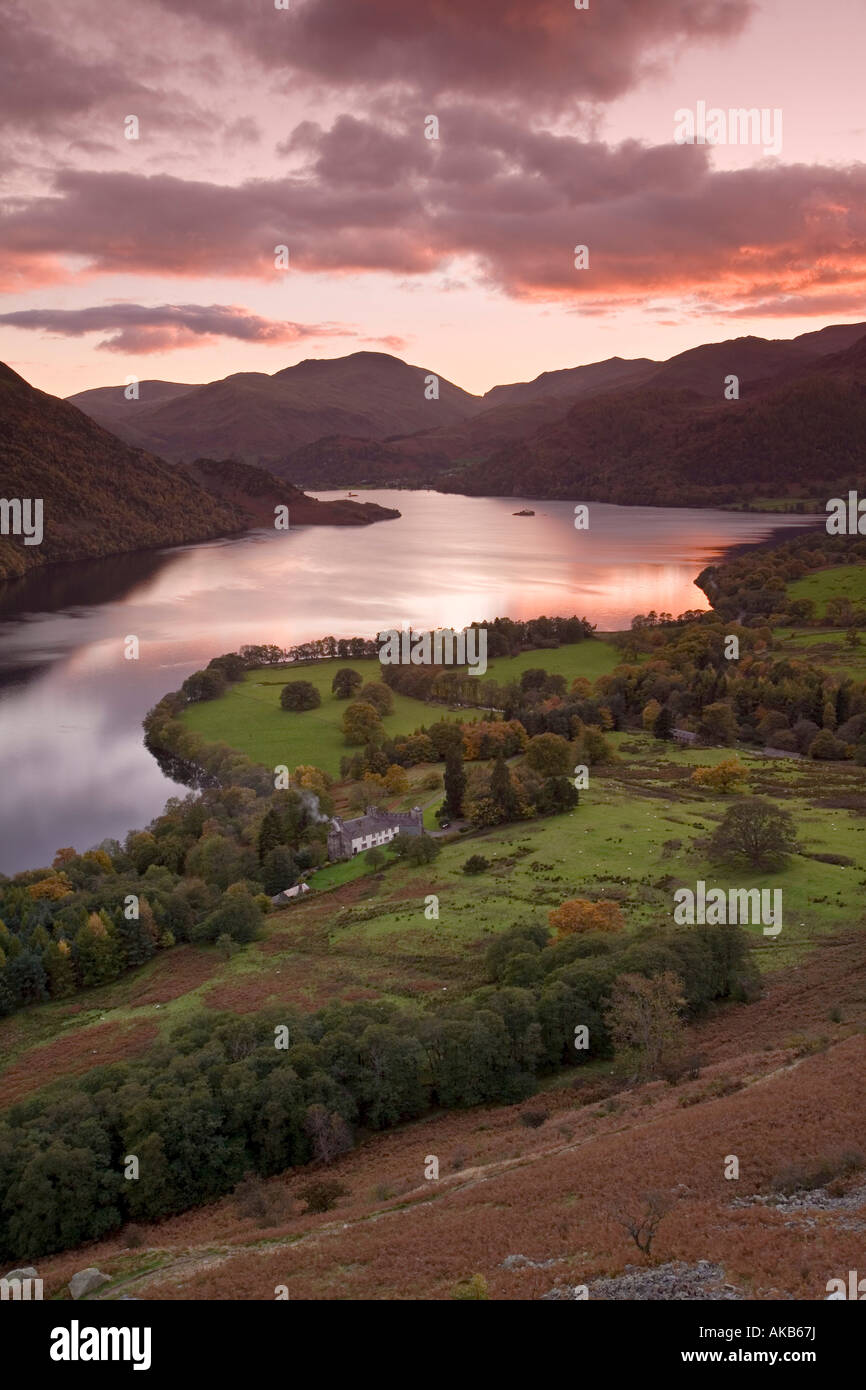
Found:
787,564 -> 866,615
181,640 -> 625,776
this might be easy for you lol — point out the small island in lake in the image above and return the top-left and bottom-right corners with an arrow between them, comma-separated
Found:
513,508 -> 535,516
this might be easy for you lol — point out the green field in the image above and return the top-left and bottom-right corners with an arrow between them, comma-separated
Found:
318,738 -> 866,972
483,638 -> 625,684
788,565 -> 866,615
181,641 -> 625,775
774,627 -> 866,680
182,658 -> 457,776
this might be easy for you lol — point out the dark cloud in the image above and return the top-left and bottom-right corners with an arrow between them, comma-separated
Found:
0,304 -> 352,353
0,5 -> 145,132
3,113 -> 865,317
157,0 -> 754,109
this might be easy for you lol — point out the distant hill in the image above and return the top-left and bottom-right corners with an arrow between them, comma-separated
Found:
442,332 -> 866,505
479,355 -> 659,410
68,352 -> 481,466
183,456 -> 399,527
65,322 -> 866,497
65,378 -> 200,429
0,365 -> 398,581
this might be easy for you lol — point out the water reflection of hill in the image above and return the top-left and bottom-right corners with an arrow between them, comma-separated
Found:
0,548 -> 168,622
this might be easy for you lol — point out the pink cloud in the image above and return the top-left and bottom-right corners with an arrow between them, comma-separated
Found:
3,119 -> 866,319
0,303 -> 353,353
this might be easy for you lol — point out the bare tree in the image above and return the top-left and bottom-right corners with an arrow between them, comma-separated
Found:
613,1190 -> 674,1257
605,970 -> 685,1078
304,1104 -> 353,1165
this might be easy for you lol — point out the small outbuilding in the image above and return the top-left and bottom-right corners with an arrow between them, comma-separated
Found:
270,882 -> 311,906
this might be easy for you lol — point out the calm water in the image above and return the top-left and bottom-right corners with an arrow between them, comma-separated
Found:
0,492 -> 816,872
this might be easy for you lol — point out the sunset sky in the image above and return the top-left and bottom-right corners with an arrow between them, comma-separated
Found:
2,0 -> 866,399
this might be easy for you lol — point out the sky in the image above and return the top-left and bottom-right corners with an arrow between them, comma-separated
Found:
2,0 -> 865,400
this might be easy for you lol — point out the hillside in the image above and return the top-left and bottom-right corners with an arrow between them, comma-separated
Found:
68,352 -> 481,466
479,355 -> 659,410
182,457 -> 399,527
443,334 -> 866,505
26,933 -> 866,1301
277,394 -> 575,486
0,365 -> 399,581
8,725 -> 866,1298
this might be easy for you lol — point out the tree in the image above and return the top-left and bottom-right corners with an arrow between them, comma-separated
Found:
280,681 -> 321,712
605,971 -> 685,1078
7,949 -> 48,1005
698,701 -> 738,744
524,733 -> 573,777
358,681 -> 394,716
490,752 -> 521,821
577,726 -> 614,764
342,701 -> 384,746
520,668 -> 549,693
443,743 -> 466,818
303,1104 -> 353,1165
207,652 -> 247,682
74,912 -> 122,987
548,899 -> 624,936
194,891 -> 263,943
690,758 -> 749,794
406,834 -> 441,866
613,1190 -> 674,1257
299,1179 -> 346,1213
261,846 -> 297,896
257,807 -> 284,862
390,832 -> 439,866
808,729 -> 848,760
708,797 -> 798,870
463,855 -> 489,875
365,847 -> 386,870
383,764 -> 409,794
293,764 -> 332,796
43,939 -> 77,998
642,699 -> 662,732
182,668 -> 227,702
117,899 -> 158,969
653,706 -> 674,741
530,773 -> 579,816
331,668 -> 362,699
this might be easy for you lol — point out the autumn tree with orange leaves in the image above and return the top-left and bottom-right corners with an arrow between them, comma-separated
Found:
548,898 -> 625,937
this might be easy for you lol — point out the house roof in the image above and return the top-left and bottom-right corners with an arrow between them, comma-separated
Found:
330,807 -> 422,839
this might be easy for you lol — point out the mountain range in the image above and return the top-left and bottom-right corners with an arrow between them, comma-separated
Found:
65,324 -> 866,503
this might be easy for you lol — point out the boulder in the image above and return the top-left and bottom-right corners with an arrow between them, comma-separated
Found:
68,1268 -> 110,1300
2,1266 -> 38,1282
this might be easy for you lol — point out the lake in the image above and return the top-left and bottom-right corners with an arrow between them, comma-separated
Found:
0,491 -> 816,873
